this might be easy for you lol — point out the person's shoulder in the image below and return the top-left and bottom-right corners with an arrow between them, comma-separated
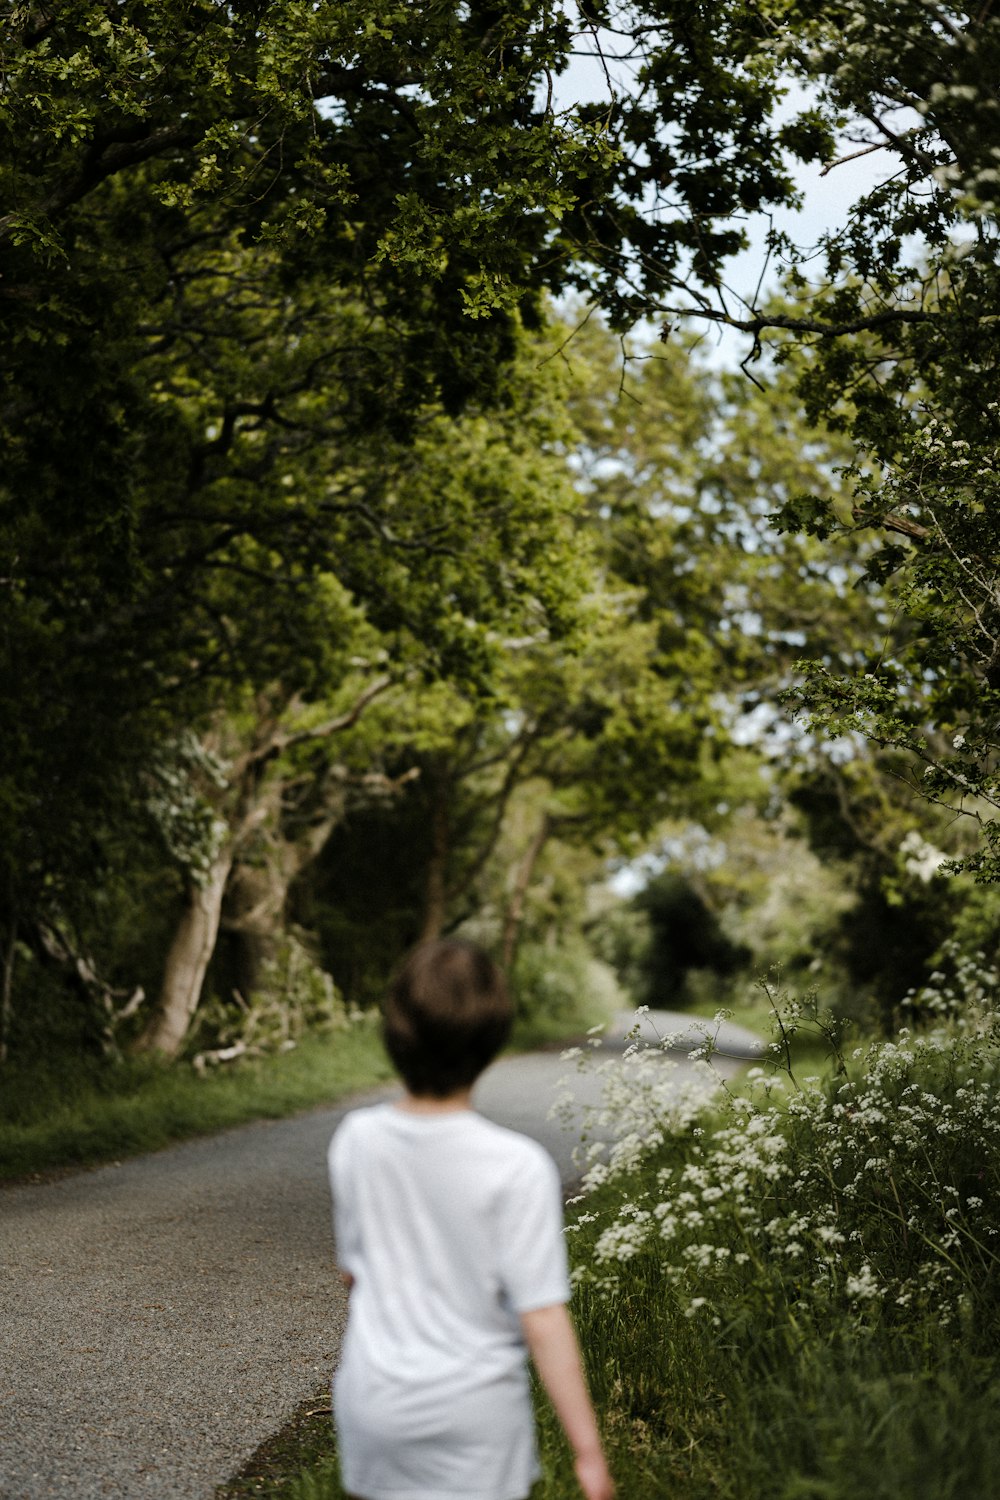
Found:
327,1102 -> 391,1163
468,1114 -> 560,1180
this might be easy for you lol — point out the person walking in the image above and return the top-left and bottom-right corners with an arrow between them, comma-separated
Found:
328,937 -> 614,1500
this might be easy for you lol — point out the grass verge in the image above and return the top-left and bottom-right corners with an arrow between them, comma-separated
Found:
2,945 -> 623,1186
227,971 -> 1000,1500
218,1386 -> 338,1500
0,1023 -> 395,1184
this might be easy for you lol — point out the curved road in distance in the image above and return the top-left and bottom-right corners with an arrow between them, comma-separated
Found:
0,1009 -> 762,1500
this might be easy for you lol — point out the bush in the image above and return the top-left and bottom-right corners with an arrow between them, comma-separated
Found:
510,940 -> 621,1048
550,964 -> 1000,1498
187,934 -> 356,1067
573,979 -> 1000,1328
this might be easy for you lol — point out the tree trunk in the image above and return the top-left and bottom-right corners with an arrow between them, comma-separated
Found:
135,852 -> 233,1059
0,914 -> 15,1066
134,681 -> 402,1059
221,863 -> 283,998
419,779 -> 451,942
501,813 -> 550,971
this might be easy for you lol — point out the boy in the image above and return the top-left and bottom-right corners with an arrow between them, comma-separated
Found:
327,938 -> 614,1500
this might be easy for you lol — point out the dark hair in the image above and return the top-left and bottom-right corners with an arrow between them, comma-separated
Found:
382,939 -> 512,1098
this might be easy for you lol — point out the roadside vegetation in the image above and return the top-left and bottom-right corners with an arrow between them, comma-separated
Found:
226,958 -> 1000,1500
0,1020 -> 393,1184
0,944 -> 620,1183
551,962 -> 1000,1499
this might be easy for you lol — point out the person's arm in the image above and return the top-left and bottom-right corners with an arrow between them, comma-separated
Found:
520,1303 -> 614,1500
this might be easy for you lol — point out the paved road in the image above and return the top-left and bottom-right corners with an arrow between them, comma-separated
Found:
0,1010 -> 761,1500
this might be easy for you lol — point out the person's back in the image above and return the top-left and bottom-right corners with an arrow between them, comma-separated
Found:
327,939 -> 614,1500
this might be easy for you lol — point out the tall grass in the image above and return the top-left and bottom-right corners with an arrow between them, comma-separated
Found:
547,964 -> 1000,1499
254,957 -> 1000,1500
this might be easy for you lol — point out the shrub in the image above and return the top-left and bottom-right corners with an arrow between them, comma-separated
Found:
510,940 -> 620,1048
569,978 -> 1000,1339
187,934 -> 356,1068
546,967 -> 1000,1498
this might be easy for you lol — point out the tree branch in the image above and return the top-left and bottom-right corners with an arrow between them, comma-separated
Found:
0,123 -> 203,247
663,306 -> 931,341
853,507 -> 930,542
259,675 -> 395,761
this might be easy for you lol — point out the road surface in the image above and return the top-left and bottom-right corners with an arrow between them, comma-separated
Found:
0,1010 -> 761,1500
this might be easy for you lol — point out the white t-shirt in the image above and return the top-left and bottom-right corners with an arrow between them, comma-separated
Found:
328,1103 -> 570,1500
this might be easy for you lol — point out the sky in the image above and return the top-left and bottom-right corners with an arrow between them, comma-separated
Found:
555,45 -> 894,367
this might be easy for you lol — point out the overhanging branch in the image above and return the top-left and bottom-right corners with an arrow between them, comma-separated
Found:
664,306 -> 931,341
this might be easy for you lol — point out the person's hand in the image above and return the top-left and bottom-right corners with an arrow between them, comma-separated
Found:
575,1448 -> 615,1500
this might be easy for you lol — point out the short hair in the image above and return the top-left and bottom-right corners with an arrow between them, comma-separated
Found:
382,939 -> 512,1098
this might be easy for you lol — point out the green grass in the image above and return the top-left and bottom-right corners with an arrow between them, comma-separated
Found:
215,1334 -> 1000,1500
233,990 -> 1000,1500
0,1022 -> 395,1183
533,1317 -> 1000,1500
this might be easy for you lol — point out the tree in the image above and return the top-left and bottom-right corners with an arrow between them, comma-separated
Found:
302,314 -> 889,995
0,0 -> 614,1032
296,580 -> 703,995
107,337 -> 601,1056
786,417 -> 1000,883
634,871 -> 751,1007
0,4 -> 879,976
550,3 -> 1000,893
136,670 -> 401,1057
562,2 -> 1000,423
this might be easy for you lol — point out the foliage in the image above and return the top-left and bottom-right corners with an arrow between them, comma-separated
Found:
509,942 -> 621,1049
297,776 -> 431,1008
583,0 -> 1000,427
783,416 -> 1000,882
589,871 -> 753,1012
288,318 -> 871,1005
0,0 -> 612,1021
561,320 -> 875,725
530,2 -> 1000,895
2,294 -> 604,1054
0,1 -> 612,324
586,900 -> 652,1006
661,802 -> 857,994
187,934 -> 355,1068
763,12 -> 1000,888
632,873 -> 752,1007
574,988 -> 1000,1328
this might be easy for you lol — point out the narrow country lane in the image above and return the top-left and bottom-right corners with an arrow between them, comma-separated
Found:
0,1011 -> 762,1500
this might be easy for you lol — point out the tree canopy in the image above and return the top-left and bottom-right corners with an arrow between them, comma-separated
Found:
5,0 -> 1000,1061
